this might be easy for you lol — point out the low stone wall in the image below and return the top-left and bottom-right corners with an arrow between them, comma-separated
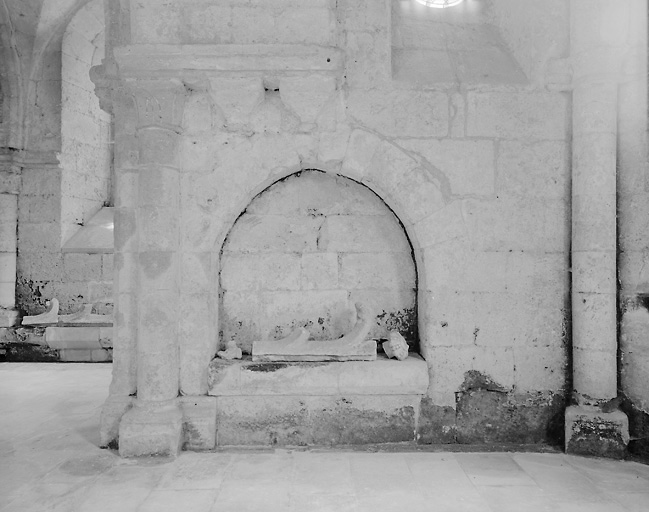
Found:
0,325 -> 112,362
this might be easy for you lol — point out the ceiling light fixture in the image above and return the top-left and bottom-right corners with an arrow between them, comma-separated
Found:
414,0 -> 464,8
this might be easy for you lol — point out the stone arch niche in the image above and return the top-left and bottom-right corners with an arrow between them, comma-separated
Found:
219,169 -> 418,355
208,167 -> 430,447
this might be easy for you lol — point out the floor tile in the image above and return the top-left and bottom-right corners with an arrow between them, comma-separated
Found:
456,453 -> 538,486
157,452 -> 233,490
137,489 -> 219,512
608,491 -> 649,512
475,485 -> 555,512
288,493 -> 358,512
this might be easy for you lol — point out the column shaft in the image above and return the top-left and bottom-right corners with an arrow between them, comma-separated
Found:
571,82 -> 618,402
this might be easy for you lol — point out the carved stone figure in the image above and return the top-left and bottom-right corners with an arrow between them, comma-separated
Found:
382,331 -> 408,361
217,339 -> 243,360
22,299 -> 60,326
252,302 -> 377,362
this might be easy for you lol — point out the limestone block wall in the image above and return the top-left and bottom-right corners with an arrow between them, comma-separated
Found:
130,0 -> 336,45
220,170 -> 416,353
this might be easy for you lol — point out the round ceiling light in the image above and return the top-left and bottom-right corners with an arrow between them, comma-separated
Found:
414,0 -> 464,7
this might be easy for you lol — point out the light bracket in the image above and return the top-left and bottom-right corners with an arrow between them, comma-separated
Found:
414,0 -> 464,8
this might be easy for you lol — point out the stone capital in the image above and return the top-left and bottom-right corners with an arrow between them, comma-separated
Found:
124,79 -> 187,133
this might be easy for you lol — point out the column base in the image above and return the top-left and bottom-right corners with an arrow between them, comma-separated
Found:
0,308 -> 19,327
118,399 -> 183,457
565,405 -> 630,458
100,395 -> 134,448
178,396 -> 217,451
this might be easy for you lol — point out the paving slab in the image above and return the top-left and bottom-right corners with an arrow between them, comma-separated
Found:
1,363 -> 648,512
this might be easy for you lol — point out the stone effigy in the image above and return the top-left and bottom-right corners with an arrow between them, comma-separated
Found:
217,339 -> 243,360
22,299 -> 60,326
382,331 -> 409,361
22,298 -> 113,327
252,302 -> 376,362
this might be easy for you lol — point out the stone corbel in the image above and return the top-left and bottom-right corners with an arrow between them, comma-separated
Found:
89,63 -> 116,116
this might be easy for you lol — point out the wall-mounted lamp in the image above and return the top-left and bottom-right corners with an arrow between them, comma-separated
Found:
414,0 -> 464,7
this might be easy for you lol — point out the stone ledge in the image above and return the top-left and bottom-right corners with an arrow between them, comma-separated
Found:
208,353 -> 429,397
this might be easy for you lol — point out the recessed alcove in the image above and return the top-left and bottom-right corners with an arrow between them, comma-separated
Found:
211,169 -> 427,446
219,169 -> 419,355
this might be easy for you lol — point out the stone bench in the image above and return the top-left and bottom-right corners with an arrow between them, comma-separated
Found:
207,353 -> 429,446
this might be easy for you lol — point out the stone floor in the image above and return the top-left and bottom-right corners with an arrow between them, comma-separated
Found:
1,363 -> 648,512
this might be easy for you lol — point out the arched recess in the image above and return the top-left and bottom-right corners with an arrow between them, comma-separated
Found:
218,169 -> 419,355
180,133 -> 440,394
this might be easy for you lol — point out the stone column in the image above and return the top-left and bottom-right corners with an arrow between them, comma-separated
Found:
117,79 -> 186,457
98,79 -> 139,447
0,192 -> 18,326
565,0 -> 630,457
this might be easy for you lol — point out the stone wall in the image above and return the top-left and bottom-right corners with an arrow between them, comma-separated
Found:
97,0 -> 575,447
16,0 -> 113,317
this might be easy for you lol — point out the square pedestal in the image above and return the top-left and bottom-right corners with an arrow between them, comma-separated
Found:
119,401 -> 183,457
565,405 -> 629,458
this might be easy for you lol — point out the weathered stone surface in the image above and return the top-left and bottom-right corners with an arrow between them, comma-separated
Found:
417,399 -> 457,444
565,406 -> 629,458
455,389 -> 565,445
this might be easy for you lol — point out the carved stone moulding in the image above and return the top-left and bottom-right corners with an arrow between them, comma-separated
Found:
113,44 -> 344,77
